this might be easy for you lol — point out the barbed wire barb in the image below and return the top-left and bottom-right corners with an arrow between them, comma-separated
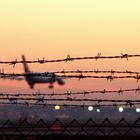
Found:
38,57 -> 45,64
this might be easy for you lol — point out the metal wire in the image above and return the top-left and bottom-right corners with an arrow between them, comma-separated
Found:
0,95 -> 140,107
0,87 -> 140,97
0,54 -> 140,67
54,70 -> 140,75
0,101 -> 139,108
1,73 -> 140,81
0,118 -> 140,139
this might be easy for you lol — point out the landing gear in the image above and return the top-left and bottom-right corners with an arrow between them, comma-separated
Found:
29,83 -> 35,89
49,85 -> 54,89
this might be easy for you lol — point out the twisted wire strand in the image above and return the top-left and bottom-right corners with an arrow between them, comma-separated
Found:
0,54 -> 140,66
0,87 -> 140,97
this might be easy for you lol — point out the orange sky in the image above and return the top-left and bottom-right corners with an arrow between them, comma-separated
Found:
0,0 -> 140,98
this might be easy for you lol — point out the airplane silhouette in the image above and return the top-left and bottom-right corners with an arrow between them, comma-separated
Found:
22,55 -> 65,89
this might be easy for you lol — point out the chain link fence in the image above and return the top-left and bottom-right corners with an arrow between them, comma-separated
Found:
0,118 -> 140,140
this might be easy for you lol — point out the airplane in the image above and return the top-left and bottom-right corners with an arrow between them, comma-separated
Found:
21,55 -> 65,89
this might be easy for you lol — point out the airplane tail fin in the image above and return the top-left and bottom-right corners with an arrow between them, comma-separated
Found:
21,55 -> 30,73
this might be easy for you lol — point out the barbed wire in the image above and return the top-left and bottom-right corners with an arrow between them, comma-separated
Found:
0,54 -> 140,67
2,69 -> 140,76
0,87 -> 140,97
1,72 -> 140,81
0,100 -> 139,108
54,69 -> 140,75
1,96 -> 140,104
58,75 -> 140,81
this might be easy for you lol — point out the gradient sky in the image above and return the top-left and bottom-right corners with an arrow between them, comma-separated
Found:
0,0 -> 140,99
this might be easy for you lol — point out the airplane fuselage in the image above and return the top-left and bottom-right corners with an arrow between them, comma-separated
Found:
26,76 -> 55,84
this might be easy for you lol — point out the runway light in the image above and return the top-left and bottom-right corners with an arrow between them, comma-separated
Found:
118,107 -> 124,112
136,108 -> 140,113
54,105 -> 61,110
88,106 -> 93,111
96,108 -> 100,113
